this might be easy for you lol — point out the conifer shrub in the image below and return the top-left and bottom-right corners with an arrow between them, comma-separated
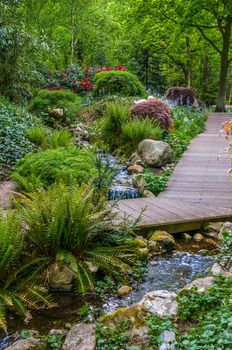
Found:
94,71 -> 146,97
166,86 -> 197,106
131,98 -> 173,130
12,147 -> 97,191
29,90 -> 82,127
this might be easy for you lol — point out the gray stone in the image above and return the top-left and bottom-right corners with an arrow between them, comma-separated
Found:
202,222 -> 224,238
48,262 -> 76,291
181,233 -> 192,240
133,177 -> 147,195
150,231 -> 175,252
211,263 -> 223,276
130,326 -> 150,346
183,277 -> 215,293
49,108 -> 64,118
159,330 -> 177,350
138,140 -> 173,167
48,329 -> 66,337
5,338 -> 47,350
143,190 -> 155,198
138,290 -> 178,317
62,324 -> 96,350
193,233 -> 204,242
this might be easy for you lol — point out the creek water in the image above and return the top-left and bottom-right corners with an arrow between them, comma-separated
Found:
0,245 -> 215,349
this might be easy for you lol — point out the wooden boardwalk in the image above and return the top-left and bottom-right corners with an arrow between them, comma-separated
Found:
116,113 -> 232,233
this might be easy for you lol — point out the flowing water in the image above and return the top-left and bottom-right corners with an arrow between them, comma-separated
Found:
0,249 -> 214,349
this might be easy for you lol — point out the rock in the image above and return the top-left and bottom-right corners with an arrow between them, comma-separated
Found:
62,324 -> 96,350
211,263 -> 223,276
193,233 -> 204,242
48,262 -> 76,291
127,164 -> 144,174
150,231 -> 175,252
183,277 -> 215,293
127,153 -> 145,167
150,260 -> 157,266
134,236 -> 147,247
143,190 -> 155,198
86,262 -> 98,273
5,338 -> 47,350
148,240 -> 159,252
138,140 -> 173,167
130,326 -> 150,346
48,329 -> 67,337
49,108 -> 64,118
100,305 -> 146,328
181,233 -> 192,240
198,249 -> 209,255
219,222 -> 232,240
138,247 -> 149,258
159,330 -> 176,350
138,290 -> 178,317
202,222 -> 224,238
118,285 -> 132,298
133,177 -> 147,195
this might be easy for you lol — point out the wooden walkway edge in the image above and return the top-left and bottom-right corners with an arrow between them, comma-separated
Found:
115,113 -> 232,233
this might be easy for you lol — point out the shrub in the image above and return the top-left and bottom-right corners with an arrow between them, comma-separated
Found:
94,71 -> 146,97
21,182 -> 137,294
121,119 -> 163,153
101,103 -> 131,148
29,89 -> 82,127
131,98 -> 173,130
0,98 -> 36,179
12,147 -> 97,191
0,210 -> 53,330
166,86 -> 197,106
28,127 -> 74,149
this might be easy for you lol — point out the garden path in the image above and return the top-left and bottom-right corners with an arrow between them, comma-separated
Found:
115,113 -> 232,233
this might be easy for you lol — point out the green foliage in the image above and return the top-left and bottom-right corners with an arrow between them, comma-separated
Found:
0,98 -> 36,179
148,314 -> 174,348
96,321 -> 131,350
12,147 -> 97,192
177,277 -> 232,349
217,232 -> 232,268
20,182 -> 137,294
95,276 -> 117,299
0,210 -> 52,331
28,127 -> 74,149
140,169 -> 172,196
29,90 -> 82,127
94,71 -> 146,97
164,107 -> 207,161
121,118 -> 163,153
47,335 -> 64,350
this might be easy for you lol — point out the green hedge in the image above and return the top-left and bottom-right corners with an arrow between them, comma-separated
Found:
94,71 -> 146,97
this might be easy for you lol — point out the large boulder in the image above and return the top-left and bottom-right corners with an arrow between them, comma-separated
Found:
150,231 -> 175,252
138,290 -> 178,317
183,276 -> 215,293
100,305 -> 146,328
5,338 -> 47,350
138,140 -> 173,167
62,324 -> 96,350
202,221 -> 224,238
48,262 -> 76,291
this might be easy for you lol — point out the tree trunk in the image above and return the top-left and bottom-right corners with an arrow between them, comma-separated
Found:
215,17 -> 232,112
186,36 -> 192,87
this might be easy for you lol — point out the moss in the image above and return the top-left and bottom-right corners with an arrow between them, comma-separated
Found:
100,305 -> 147,329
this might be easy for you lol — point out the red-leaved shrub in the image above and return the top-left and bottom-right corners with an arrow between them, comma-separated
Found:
131,98 -> 173,130
166,86 -> 196,106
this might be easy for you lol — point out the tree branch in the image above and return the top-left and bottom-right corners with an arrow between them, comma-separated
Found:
190,23 -> 221,54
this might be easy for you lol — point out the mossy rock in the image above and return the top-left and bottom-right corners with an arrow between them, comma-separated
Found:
149,230 -> 175,252
100,305 -> 146,328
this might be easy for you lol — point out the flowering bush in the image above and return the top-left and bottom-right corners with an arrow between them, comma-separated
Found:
44,65 -> 128,95
131,98 -> 173,130
166,86 -> 197,106
94,71 -> 146,97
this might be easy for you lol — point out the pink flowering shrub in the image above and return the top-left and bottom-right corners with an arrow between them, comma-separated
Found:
44,65 -> 127,95
131,98 -> 173,130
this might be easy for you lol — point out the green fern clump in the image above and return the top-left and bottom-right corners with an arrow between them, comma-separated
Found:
28,127 -> 74,149
12,147 -> 97,192
21,182 -> 137,294
94,71 -> 146,97
121,118 -> 163,153
29,90 -> 82,127
0,211 -> 53,331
